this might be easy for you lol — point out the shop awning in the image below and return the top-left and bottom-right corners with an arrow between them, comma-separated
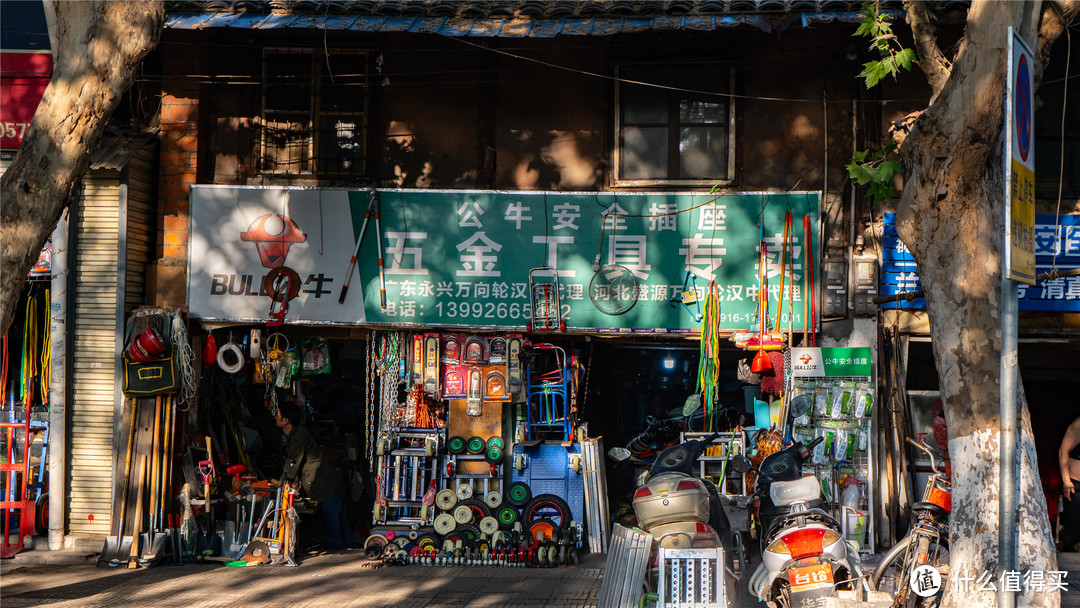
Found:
164,10 -> 891,36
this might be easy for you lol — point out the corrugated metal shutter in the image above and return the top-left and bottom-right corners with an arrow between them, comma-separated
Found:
69,171 -> 122,536
123,145 -> 157,315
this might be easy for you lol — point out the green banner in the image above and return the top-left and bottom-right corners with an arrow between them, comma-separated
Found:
352,190 -> 819,332
791,347 -> 873,378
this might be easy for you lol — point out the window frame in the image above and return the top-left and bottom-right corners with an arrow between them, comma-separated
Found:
613,64 -> 736,188
258,47 -> 371,178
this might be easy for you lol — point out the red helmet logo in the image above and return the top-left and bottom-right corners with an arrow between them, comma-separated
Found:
241,214 -> 307,268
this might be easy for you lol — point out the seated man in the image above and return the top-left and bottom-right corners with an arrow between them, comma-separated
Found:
275,402 -> 352,550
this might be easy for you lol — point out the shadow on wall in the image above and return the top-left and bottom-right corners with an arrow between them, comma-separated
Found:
385,120 -> 602,191
506,128 -> 602,190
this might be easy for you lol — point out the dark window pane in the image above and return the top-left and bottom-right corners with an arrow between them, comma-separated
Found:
620,126 -> 668,179
623,84 -> 667,124
679,126 -> 727,178
265,53 -> 312,112
321,53 -> 369,111
319,116 -> 364,173
680,99 -> 726,124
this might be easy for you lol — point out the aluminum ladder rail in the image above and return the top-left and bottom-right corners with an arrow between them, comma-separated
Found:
581,437 -> 611,554
597,524 -> 653,608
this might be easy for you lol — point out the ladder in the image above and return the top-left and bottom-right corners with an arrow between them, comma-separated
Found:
1,416 -> 36,557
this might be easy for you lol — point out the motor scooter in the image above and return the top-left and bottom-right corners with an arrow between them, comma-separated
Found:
612,430 -> 740,606
736,396 -> 867,608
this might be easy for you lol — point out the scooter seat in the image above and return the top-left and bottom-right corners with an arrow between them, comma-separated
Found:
769,475 -> 821,506
764,508 -> 841,542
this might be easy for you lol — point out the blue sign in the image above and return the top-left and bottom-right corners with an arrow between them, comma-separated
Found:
880,213 -> 1080,311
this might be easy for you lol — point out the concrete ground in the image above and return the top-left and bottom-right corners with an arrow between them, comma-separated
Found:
2,546 -> 1079,607
1,546 -> 606,608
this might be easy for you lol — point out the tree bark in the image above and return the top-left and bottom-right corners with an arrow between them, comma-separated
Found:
895,1 -> 1077,607
0,1 -> 163,334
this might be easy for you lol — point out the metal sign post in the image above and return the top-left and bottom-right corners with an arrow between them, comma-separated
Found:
1000,26 -> 1036,608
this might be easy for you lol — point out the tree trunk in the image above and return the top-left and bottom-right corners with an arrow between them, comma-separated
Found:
0,1 -> 163,334
894,2 -> 1059,607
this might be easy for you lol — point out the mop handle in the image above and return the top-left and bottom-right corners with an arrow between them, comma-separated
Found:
337,190 -> 377,304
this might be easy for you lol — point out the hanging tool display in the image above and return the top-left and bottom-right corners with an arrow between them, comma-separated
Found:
527,268 -> 565,332
669,270 -> 704,322
338,189 -> 387,308
695,282 -> 722,431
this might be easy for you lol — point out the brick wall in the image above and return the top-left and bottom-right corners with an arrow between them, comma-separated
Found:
153,50 -> 204,306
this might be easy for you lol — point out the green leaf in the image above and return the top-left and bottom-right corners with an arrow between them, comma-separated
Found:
896,47 -> 917,71
859,61 -> 887,88
851,149 -> 870,163
846,162 -> 877,186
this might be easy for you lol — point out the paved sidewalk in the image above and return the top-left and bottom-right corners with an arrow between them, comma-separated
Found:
1,551 -> 605,608
3,548 -> 1079,607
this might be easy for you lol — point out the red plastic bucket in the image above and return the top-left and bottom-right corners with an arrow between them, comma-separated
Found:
127,327 -> 167,362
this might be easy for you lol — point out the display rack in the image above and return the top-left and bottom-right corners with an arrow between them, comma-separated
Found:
787,347 -> 876,553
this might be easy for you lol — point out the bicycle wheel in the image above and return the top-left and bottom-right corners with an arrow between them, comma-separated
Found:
873,533 -> 949,608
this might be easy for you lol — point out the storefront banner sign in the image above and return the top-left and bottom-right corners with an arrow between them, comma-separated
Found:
791,347 -> 872,378
188,187 -> 819,331
881,213 -> 1080,312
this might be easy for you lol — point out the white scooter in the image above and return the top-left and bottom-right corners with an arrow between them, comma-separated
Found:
734,402 -> 867,607
613,430 -> 740,607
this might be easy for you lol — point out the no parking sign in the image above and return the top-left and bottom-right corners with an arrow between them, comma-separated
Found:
1005,28 -> 1036,284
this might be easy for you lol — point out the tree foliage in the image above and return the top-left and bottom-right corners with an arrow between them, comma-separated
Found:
854,1 -> 918,88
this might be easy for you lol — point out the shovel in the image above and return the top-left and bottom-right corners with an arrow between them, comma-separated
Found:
194,436 -> 222,558
99,398 -> 139,565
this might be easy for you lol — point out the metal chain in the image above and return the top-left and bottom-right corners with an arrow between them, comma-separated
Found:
366,335 -> 377,464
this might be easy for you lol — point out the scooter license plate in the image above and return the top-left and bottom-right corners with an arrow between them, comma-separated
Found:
789,563 -> 833,592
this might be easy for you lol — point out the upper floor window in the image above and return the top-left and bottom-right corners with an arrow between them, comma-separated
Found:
614,65 -> 735,187
261,48 -> 371,176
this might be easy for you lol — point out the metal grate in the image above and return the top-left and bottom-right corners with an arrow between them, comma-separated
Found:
658,547 -> 727,608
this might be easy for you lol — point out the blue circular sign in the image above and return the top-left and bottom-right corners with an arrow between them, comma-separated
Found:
1016,54 -> 1031,162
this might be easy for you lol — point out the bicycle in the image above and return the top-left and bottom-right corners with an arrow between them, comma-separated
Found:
871,437 -> 952,608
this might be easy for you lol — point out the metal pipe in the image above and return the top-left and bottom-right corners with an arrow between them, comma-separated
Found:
48,207 -> 70,550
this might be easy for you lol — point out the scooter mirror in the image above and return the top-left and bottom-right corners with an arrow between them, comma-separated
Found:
789,394 -> 811,418
607,447 -> 631,462
729,455 -> 753,474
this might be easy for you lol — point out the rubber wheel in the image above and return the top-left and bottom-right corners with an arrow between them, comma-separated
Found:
522,494 -> 573,529
467,436 -> 486,454
529,518 -> 557,542
486,436 -> 505,450
507,481 -> 532,507
453,498 -> 492,526
435,488 -> 457,511
434,513 -> 457,535
416,532 -> 441,551
496,505 -> 519,528
363,534 -> 388,559
485,445 -> 503,463
456,523 -> 481,545
448,436 -> 466,454
479,516 -> 499,535
456,483 -> 474,500
483,491 -> 503,509
873,533 -> 949,602
34,493 -> 48,536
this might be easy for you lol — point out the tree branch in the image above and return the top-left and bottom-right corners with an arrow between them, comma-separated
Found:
1037,0 -> 1080,77
904,0 -> 952,98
